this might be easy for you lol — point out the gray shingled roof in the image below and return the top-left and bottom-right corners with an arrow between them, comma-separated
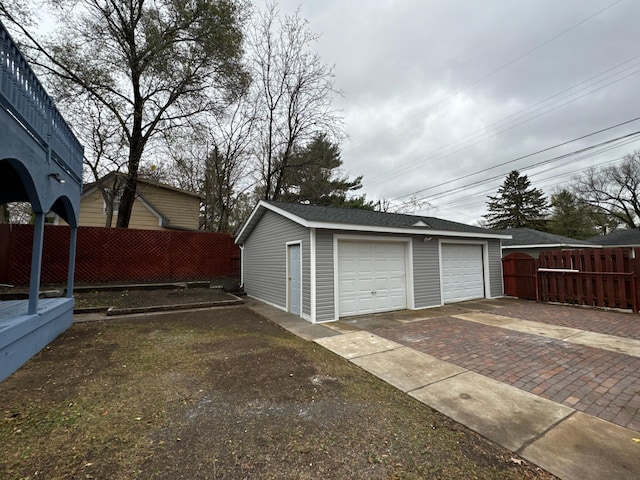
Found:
497,228 -> 594,247
265,201 -> 499,234
589,229 -> 640,246
235,201 -> 512,244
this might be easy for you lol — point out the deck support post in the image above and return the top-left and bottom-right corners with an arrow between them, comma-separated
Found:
66,226 -> 77,299
28,212 -> 45,314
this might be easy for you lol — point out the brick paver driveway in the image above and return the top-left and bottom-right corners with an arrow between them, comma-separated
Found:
492,302 -> 640,340
366,301 -> 640,432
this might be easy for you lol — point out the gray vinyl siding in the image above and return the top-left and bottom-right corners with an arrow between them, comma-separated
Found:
412,236 -> 442,308
315,230 -> 335,322
243,210 -> 310,315
488,239 -> 504,297
302,236 -> 311,316
243,209 -> 505,320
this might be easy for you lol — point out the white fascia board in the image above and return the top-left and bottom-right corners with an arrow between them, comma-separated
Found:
307,221 -> 511,239
136,195 -> 168,226
260,202 -> 311,227
502,243 -> 595,249
234,200 -> 310,244
234,202 -> 262,243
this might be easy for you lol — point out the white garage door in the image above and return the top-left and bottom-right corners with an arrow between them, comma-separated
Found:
338,241 -> 407,317
441,243 -> 485,303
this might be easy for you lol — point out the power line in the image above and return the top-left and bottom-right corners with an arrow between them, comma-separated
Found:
364,53 -> 640,188
390,116 -> 640,202
419,133 -> 640,205
421,153 -> 630,218
343,0 -> 624,160
431,136 -> 640,206
433,151 -> 633,211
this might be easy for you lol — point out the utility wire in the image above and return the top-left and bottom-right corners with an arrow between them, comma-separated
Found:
343,0 -> 624,158
365,54 -> 640,188
433,150 -> 633,211
431,136 -> 640,207
418,133 -> 640,205
391,116 -> 640,202
422,153 -> 630,217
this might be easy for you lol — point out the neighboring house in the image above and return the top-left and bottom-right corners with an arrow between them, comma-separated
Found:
235,201 -> 510,323
0,21 -> 83,381
55,172 -> 203,230
498,228 -> 596,258
588,229 -> 640,248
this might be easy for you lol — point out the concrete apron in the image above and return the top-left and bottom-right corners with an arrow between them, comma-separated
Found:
314,330 -> 640,480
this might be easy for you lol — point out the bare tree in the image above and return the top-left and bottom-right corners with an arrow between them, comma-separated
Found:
1,0 -> 249,227
248,3 -> 344,201
74,96 -> 128,227
573,151 -> 640,229
167,96 -> 256,232
203,100 -> 256,231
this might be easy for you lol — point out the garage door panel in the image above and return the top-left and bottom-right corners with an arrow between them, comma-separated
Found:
338,241 -> 407,317
358,277 -> 375,292
441,244 -> 484,303
386,276 -> 405,290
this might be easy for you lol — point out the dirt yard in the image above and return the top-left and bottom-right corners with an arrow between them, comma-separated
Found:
73,285 -> 238,310
0,306 -> 556,479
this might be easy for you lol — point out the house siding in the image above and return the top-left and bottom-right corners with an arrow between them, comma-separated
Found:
488,239 -> 504,297
315,229 -> 335,322
412,236 -> 442,308
136,183 -> 200,230
77,189 -> 108,227
243,210 -> 310,316
71,189 -> 162,229
67,180 -> 201,230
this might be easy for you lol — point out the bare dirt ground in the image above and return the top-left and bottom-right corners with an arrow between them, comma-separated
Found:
73,286 -> 238,310
0,304 -> 557,479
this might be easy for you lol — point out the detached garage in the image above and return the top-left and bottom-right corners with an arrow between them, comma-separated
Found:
235,201 -> 510,323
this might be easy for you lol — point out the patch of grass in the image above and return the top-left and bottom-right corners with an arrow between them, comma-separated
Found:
0,308 -> 555,479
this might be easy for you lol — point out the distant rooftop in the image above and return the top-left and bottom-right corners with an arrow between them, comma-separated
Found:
589,229 -> 640,246
497,228 -> 594,248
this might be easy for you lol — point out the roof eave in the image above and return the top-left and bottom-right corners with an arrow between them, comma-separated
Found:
305,221 -> 511,239
502,243 -> 600,249
235,201 -> 511,243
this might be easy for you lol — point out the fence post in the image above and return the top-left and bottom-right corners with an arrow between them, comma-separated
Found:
535,261 -> 540,302
631,273 -> 637,313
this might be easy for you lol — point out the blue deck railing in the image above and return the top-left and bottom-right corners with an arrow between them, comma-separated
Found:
0,20 -> 83,184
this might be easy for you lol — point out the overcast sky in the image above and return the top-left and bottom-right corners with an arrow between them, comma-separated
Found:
273,0 -> 640,225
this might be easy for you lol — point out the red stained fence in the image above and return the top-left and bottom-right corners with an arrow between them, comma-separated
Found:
502,252 -> 538,300
503,248 -> 640,312
0,224 -> 240,286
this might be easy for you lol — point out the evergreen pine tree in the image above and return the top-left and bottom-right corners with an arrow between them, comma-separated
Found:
483,170 -> 548,230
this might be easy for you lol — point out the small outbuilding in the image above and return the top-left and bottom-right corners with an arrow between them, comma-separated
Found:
235,201 -> 510,323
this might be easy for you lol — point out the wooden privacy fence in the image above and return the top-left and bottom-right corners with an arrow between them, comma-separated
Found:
0,224 -> 240,286
502,252 -> 538,300
503,248 -> 640,312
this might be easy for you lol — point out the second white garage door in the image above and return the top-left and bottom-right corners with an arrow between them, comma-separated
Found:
337,241 -> 407,317
441,243 -> 485,303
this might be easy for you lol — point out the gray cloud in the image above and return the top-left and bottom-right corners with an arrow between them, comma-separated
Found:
272,0 -> 640,224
